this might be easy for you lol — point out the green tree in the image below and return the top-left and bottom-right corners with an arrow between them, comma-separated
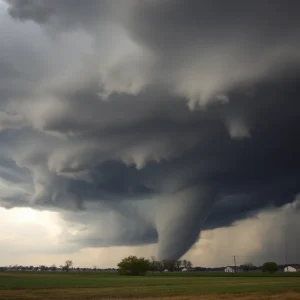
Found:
117,256 -> 151,275
262,262 -> 278,273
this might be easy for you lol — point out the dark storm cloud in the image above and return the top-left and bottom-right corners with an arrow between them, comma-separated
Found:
127,0 -> 300,51
1,0 -> 300,260
5,0 -> 113,29
13,70 -> 300,258
124,0 -> 300,106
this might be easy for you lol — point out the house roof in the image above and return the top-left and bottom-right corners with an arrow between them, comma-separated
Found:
285,264 -> 300,270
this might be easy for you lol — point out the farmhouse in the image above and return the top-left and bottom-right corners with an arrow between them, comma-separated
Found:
284,265 -> 300,272
224,266 -> 242,273
181,267 -> 194,272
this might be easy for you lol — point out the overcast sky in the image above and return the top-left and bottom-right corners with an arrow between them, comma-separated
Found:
0,0 -> 300,268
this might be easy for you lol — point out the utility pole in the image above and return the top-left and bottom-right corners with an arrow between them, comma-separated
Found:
233,255 -> 237,273
283,230 -> 288,270
285,241 -> 288,267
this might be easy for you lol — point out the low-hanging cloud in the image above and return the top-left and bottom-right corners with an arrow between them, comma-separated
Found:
0,0 -> 300,260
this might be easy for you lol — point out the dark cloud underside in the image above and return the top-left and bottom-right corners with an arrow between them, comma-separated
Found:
0,0 -> 300,259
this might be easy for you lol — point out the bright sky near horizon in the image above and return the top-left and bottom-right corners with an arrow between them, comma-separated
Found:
0,202 -> 299,268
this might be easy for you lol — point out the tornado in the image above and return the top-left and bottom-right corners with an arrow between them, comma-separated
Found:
156,186 -> 216,260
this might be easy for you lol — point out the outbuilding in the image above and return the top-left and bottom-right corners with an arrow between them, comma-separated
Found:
284,265 -> 300,272
224,266 -> 242,273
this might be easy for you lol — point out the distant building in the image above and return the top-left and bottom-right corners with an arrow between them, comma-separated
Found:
224,266 -> 242,273
181,267 -> 194,272
284,265 -> 300,272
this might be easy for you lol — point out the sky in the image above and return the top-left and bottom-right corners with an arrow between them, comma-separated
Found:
0,0 -> 300,268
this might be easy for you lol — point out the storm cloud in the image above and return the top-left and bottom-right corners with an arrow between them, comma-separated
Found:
0,0 -> 300,260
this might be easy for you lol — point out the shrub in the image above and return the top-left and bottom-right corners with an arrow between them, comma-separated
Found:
117,256 -> 151,276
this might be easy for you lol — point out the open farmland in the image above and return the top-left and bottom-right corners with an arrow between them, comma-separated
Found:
0,272 -> 299,300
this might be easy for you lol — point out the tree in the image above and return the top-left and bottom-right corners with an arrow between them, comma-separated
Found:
175,260 -> 182,272
161,259 -> 176,272
61,260 -> 73,272
40,265 -> 46,271
117,256 -> 151,275
50,264 -> 57,272
149,256 -> 163,273
155,260 -> 165,272
241,262 -> 254,272
150,256 -> 156,273
182,259 -> 192,269
262,262 -> 278,274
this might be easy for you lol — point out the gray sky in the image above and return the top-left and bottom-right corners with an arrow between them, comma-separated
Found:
0,0 -> 299,267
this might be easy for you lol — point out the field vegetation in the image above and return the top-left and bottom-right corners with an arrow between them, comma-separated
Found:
0,271 -> 299,300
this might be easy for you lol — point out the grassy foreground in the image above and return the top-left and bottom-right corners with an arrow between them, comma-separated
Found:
0,272 -> 299,300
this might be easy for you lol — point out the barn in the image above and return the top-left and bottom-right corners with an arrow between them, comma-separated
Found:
224,266 -> 242,273
284,265 -> 300,272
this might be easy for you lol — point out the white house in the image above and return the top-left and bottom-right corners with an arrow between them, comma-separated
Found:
284,265 -> 300,272
224,266 -> 242,273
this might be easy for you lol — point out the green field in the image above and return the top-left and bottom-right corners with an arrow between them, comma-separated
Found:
0,272 -> 299,300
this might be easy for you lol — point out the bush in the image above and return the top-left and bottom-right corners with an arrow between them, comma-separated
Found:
117,256 -> 151,276
262,262 -> 278,273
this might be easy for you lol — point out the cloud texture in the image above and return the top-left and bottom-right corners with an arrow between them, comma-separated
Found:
1,0 -> 300,260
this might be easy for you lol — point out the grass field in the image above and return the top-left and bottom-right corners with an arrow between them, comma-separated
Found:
0,272 -> 299,300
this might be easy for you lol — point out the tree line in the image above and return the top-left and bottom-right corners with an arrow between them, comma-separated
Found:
0,260 -> 114,273
117,256 -> 193,275
236,262 -> 279,273
0,258 -> 281,275
117,256 -> 283,276
150,256 -> 193,272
